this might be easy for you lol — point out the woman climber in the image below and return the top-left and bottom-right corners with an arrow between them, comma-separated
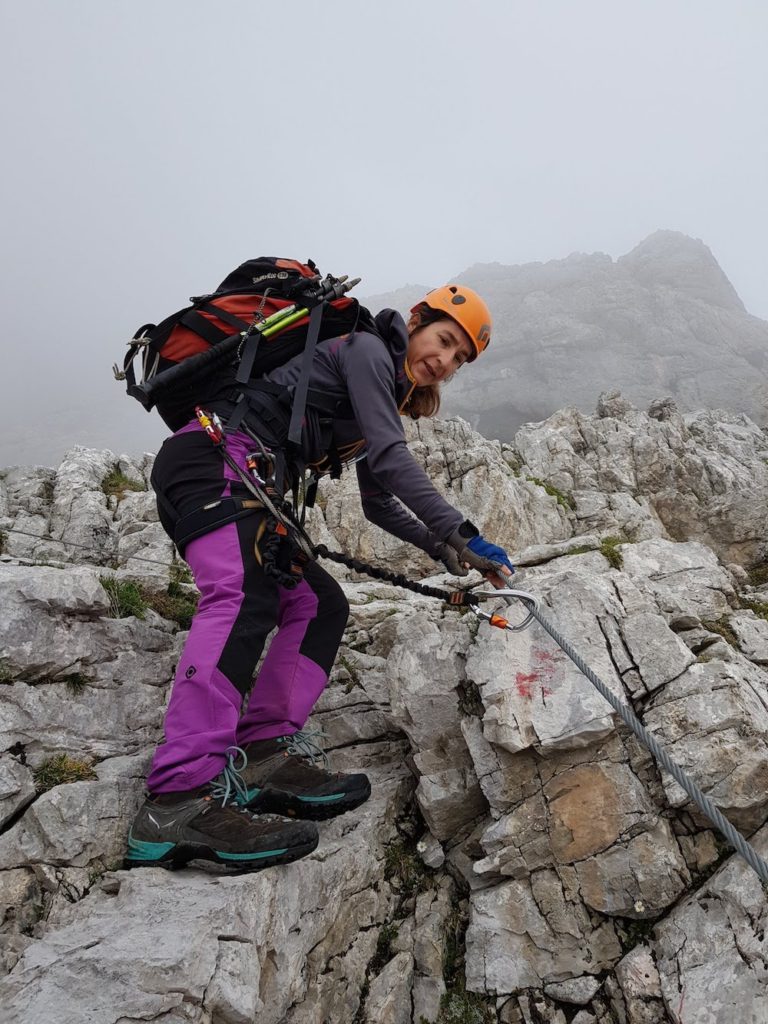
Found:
125,281 -> 514,872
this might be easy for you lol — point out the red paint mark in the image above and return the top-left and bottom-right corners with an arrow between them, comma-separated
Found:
515,672 -> 540,698
534,648 -> 558,664
513,647 -> 562,700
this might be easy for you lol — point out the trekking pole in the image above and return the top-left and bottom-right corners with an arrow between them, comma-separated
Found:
477,570 -> 768,885
135,275 -> 361,410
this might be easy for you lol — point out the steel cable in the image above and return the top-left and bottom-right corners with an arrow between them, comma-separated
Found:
517,597 -> 768,885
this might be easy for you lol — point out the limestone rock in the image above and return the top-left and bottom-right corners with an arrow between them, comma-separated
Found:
0,755 -> 35,829
515,401 -> 768,567
654,826 -> 768,1024
0,780 -> 142,869
544,975 -> 601,1005
466,871 -> 621,994
644,657 -> 768,830
362,950 -> 414,1024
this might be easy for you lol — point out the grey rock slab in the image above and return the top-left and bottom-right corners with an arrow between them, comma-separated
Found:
0,765 -> 409,1024
50,447 -> 117,565
0,564 -> 180,691
731,610 -> 768,664
413,884 -> 453,979
514,535 -> 601,567
513,395 -> 768,566
0,779 -> 142,869
412,975 -> 446,1024
386,609 -> 486,839
468,569 -> 627,754
202,938 -> 263,1023
544,975 -> 601,1005
0,755 -> 35,829
573,820 -> 690,917
653,825 -> 768,1024
644,658 -> 768,830
612,946 -> 662,1016
0,678 -> 167,764
0,466 -> 55,518
416,831 -> 445,869
620,611 -> 695,692
0,563 -> 109,617
362,950 -> 414,1024
618,538 -> 735,623
466,871 -> 621,994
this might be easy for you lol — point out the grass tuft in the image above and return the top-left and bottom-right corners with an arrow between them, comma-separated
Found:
33,754 -> 97,792
101,577 -> 147,619
747,562 -> 768,588
431,991 -> 496,1024
146,582 -> 198,630
101,467 -> 146,501
62,673 -> 89,695
701,617 -> 738,647
384,837 -> 431,898
740,598 -> 768,622
600,535 -> 625,570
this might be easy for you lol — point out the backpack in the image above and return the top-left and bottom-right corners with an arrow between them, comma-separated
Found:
115,257 -> 366,432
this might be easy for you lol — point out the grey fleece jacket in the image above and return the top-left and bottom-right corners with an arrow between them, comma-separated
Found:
263,309 -> 465,554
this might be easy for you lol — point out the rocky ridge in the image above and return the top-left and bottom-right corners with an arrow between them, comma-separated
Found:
1,398 -> 768,1022
365,231 -> 768,443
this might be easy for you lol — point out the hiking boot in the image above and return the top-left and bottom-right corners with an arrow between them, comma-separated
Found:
125,755 -> 318,872
239,730 -> 371,821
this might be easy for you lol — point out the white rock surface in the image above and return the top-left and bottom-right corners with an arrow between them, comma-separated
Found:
2,407 -> 768,1021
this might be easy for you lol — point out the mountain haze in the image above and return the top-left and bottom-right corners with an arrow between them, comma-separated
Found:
364,231 -> 768,442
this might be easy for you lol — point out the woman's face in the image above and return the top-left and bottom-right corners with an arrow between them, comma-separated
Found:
406,316 -> 473,386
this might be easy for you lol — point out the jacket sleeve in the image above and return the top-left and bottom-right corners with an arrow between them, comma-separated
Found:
356,458 -> 441,555
339,333 -> 464,540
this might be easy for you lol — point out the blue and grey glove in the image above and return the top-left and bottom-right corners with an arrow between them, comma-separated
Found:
432,541 -> 470,577
446,521 -> 515,575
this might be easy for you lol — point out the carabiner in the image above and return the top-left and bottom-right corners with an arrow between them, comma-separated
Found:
470,588 -> 539,633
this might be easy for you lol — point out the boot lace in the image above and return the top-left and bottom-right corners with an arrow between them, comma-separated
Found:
285,729 -> 330,769
210,746 -> 252,807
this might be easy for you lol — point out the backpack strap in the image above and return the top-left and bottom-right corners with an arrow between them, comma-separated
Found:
287,303 -> 324,450
178,310 -> 235,348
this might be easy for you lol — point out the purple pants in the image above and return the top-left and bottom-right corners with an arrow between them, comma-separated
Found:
146,425 -> 349,793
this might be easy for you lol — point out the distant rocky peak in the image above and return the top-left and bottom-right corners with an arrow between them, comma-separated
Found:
618,229 -> 745,311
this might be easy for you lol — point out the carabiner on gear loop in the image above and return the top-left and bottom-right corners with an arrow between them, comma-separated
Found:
471,589 -> 539,633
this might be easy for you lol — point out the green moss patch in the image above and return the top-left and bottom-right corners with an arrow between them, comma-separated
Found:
100,575 -> 198,629
525,475 -> 576,511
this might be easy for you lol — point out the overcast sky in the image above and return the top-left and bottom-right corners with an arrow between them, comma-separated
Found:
1,0 -> 766,466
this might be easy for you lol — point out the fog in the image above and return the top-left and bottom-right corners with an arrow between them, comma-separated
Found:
1,0 -> 766,465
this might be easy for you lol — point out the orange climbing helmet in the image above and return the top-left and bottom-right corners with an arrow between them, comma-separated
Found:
412,284 -> 492,360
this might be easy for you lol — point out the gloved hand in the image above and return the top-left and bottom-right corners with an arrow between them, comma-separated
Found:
466,536 -> 515,574
432,541 -> 470,577
446,521 -> 515,576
